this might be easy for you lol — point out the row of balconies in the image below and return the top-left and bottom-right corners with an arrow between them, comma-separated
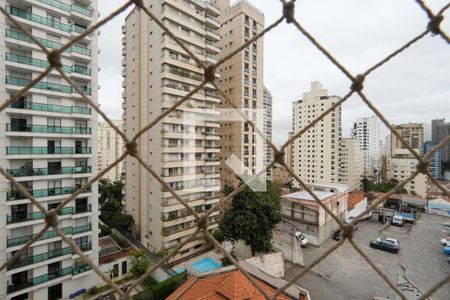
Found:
6,52 -> 92,76
37,0 -> 93,17
7,186 -> 92,201
7,166 -> 92,178
7,224 -> 92,248
6,76 -> 92,95
7,204 -> 92,225
9,99 -> 91,115
6,124 -> 92,135
6,147 -> 92,155
7,263 -> 91,294
6,28 -> 91,56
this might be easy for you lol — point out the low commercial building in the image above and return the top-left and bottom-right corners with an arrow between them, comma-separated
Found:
276,183 -> 348,246
272,164 -> 291,186
346,191 -> 368,220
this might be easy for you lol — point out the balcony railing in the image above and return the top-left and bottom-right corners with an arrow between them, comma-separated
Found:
10,100 -> 91,115
37,0 -> 93,17
71,3 -> 92,16
8,242 -> 92,270
7,224 -> 92,247
6,76 -> 72,94
7,186 -> 92,201
7,204 -> 92,224
7,264 -> 91,294
6,147 -> 92,155
6,28 -> 92,56
7,166 -> 92,178
6,6 -> 72,32
6,124 -> 92,135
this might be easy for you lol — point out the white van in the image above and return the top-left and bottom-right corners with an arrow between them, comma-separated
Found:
295,231 -> 309,248
392,215 -> 404,227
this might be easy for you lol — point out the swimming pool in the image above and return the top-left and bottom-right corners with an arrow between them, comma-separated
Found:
176,257 -> 221,273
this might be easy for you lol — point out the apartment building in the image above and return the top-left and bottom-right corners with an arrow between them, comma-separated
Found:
217,0 -> 265,187
340,138 -> 364,191
292,82 -> 342,186
351,115 -> 380,178
432,118 -> 450,162
122,0 -> 221,262
390,123 -> 424,155
0,0 -> 99,299
286,131 -> 293,169
263,86 -> 272,179
387,150 -> 428,197
421,141 -> 442,180
98,120 -> 124,181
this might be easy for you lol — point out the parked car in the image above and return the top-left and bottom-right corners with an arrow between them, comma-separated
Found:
443,246 -> 450,255
345,217 -> 359,231
441,238 -> 450,247
391,215 -> 404,227
370,238 -> 400,253
384,237 -> 400,247
332,229 -> 342,241
295,232 -> 309,248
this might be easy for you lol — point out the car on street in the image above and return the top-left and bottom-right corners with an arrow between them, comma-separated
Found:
370,238 -> 400,253
295,231 -> 309,248
392,215 -> 404,226
443,246 -> 450,255
440,237 -> 450,245
384,237 -> 400,247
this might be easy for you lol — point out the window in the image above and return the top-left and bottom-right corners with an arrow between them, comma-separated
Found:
244,87 -> 249,97
245,15 -> 250,25
244,75 -> 249,84
252,43 -> 257,53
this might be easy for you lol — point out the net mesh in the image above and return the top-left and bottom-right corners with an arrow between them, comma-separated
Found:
1,0 -> 449,299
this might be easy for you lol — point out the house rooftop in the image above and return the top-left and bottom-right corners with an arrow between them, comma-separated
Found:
347,191 -> 366,210
283,190 -> 334,201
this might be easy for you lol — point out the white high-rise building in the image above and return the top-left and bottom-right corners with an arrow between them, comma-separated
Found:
351,116 -> 380,178
340,138 -> 364,191
0,1 -> 99,299
98,120 -> 124,181
292,82 -> 342,186
263,87 -> 272,179
122,0 -> 221,263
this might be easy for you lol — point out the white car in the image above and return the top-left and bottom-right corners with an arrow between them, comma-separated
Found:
440,238 -> 450,246
295,231 -> 309,248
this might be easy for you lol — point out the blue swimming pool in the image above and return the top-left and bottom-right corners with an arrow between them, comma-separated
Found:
176,257 -> 221,273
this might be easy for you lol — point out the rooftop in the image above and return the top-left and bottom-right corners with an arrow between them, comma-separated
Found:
347,191 -> 367,209
167,268 -> 293,300
283,190 -> 334,201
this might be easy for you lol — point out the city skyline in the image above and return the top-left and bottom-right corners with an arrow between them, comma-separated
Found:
97,0 -> 450,147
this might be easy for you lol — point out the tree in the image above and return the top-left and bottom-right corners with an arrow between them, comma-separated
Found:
219,181 -> 281,255
361,177 -> 407,194
99,178 -> 124,204
129,249 -> 151,277
100,198 -> 134,232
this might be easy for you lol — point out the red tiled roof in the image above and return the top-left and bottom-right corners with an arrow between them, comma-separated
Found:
167,269 -> 292,300
347,191 -> 366,209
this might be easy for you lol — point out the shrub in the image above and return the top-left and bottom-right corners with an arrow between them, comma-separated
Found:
88,286 -> 97,295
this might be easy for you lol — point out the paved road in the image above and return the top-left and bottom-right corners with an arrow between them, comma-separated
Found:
285,214 -> 450,300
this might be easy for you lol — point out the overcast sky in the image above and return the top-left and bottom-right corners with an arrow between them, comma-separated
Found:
98,0 -> 450,147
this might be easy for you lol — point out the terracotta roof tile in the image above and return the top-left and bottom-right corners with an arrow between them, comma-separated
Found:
167,269 -> 293,300
347,191 -> 366,209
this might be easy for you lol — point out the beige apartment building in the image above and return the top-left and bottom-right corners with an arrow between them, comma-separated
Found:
122,0 -> 221,262
98,120 -> 124,181
292,82 -> 342,186
286,131 -> 293,169
388,150 -> 428,197
340,138 -> 364,191
217,0 -> 265,187
390,123 -> 424,155
0,0 -> 99,298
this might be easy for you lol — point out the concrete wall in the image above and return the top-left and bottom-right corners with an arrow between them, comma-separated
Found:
245,252 -> 284,278
347,198 -> 368,219
273,220 -> 304,266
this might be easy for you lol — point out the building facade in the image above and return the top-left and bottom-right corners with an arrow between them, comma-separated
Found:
340,138 -> 364,191
98,120 -> 124,181
390,123 -> 424,155
387,150 -> 428,197
122,0 -> 221,262
217,0 -> 265,187
422,141 -> 442,180
351,115 -> 380,178
263,86 -> 273,179
292,82 -> 342,186
432,118 -> 450,162
0,0 -> 99,298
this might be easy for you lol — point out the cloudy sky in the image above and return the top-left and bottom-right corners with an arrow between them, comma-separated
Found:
98,0 -> 450,147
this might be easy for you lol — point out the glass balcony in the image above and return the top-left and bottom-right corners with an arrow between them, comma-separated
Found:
6,147 -> 92,155
72,24 -> 87,34
7,264 -> 91,294
6,124 -> 92,135
6,76 -> 73,94
6,52 -> 87,74
8,242 -> 91,270
10,100 -> 91,115
7,166 -> 92,177
7,186 -> 92,201
7,205 -> 92,224
5,29 -> 91,55
38,0 -> 71,12
6,6 -> 72,33
72,3 -> 92,17
7,225 -> 92,248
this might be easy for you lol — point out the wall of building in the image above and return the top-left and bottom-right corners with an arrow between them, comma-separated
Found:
245,251 -> 284,278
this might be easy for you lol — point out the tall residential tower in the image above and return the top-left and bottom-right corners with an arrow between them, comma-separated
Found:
217,0 -> 265,187
1,0 -> 99,298
292,82 -> 342,186
351,116 -> 380,178
98,120 -> 124,181
263,86 -> 273,179
122,0 -> 221,262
